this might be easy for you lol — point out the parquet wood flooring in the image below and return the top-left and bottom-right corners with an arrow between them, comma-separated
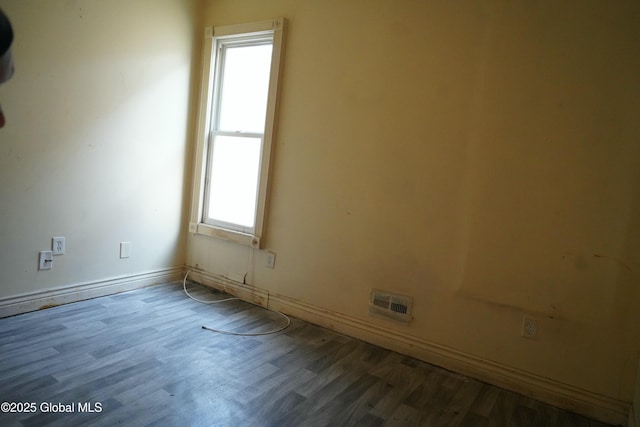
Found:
0,282 -> 614,426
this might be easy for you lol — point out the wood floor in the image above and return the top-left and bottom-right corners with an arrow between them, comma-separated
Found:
0,282 -> 613,427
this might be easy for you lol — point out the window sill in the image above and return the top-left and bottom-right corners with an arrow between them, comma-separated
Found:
189,222 -> 261,249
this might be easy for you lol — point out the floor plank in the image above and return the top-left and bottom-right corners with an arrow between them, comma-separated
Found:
0,282 -> 616,427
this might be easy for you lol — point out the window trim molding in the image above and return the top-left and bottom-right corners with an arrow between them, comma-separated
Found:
189,18 -> 285,249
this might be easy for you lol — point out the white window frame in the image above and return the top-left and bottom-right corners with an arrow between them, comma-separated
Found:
189,18 -> 285,249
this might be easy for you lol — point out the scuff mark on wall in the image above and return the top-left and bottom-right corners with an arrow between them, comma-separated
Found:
593,253 -> 632,273
456,288 -> 564,320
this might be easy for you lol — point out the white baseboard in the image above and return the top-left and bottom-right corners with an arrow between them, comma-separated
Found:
0,266 -> 184,318
187,267 -> 630,426
632,359 -> 640,427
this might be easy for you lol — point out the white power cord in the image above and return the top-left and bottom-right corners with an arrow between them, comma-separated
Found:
183,270 -> 239,304
182,270 -> 291,336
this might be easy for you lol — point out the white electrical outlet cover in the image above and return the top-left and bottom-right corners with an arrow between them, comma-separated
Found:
266,252 -> 276,269
522,316 -> 538,338
52,236 -> 65,255
120,242 -> 131,259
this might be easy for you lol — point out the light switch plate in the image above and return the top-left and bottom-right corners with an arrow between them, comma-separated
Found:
39,251 -> 53,270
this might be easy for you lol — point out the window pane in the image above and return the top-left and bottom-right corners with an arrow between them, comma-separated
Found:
218,44 -> 273,133
207,135 -> 261,228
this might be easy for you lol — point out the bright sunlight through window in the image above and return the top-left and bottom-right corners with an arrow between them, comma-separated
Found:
218,44 -> 272,134
190,18 -> 285,247
206,43 -> 273,228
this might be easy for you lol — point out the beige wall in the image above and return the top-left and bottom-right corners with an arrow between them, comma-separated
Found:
188,0 -> 640,416
1,0 -> 638,422
0,0 -> 198,297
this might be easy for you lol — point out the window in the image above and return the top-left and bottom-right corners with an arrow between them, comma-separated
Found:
189,19 -> 285,248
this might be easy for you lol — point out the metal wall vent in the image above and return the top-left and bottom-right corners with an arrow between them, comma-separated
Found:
369,289 -> 412,323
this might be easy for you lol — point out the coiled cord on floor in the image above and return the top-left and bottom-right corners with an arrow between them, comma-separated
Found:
183,270 -> 291,336
183,270 -> 239,305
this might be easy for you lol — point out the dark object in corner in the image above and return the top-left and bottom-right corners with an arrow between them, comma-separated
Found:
0,9 -> 12,56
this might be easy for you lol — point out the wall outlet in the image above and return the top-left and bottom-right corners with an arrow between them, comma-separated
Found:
266,252 -> 276,269
522,316 -> 538,339
39,251 -> 53,270
52,236 -> 65,255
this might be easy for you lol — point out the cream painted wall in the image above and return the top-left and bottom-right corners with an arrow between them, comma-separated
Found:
0,0 -> 199,297
188,0 -> 640,412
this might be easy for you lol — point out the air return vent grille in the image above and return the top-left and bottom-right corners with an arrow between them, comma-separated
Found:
369,289 -> 412,323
